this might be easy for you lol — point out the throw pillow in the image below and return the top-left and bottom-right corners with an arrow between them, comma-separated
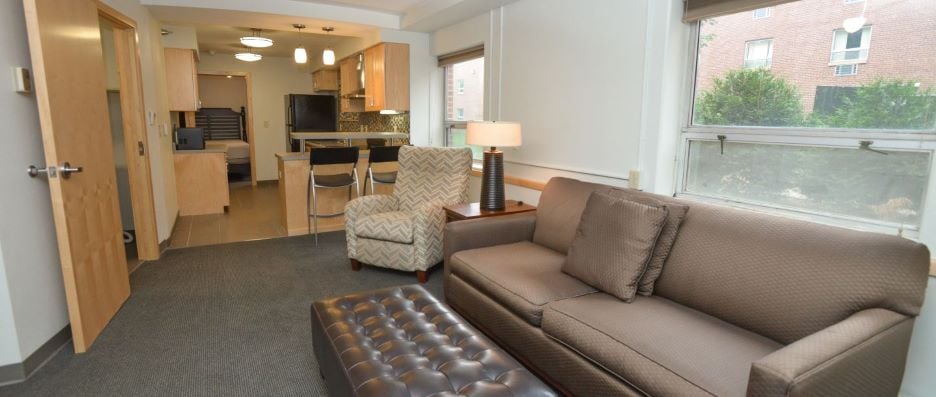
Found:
603,188 -> 690,296
562,191 -> 668,302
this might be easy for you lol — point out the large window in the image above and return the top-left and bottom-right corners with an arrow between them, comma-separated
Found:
440,49 -> 484,159
684,0 -> 936,234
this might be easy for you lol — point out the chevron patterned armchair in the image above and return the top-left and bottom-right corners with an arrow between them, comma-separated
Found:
345,146 -> 473,282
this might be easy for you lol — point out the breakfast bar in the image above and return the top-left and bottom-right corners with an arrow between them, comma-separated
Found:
289,132 -> 408,151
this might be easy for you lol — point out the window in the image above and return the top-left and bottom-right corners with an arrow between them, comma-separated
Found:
752,7 -> 771,19
686,0 -> 935,235
744,39 -> 773,69
844,0 -> 864,4
834,64 -> 857,76
831,27 -> 871,64
440,48 -> 484,159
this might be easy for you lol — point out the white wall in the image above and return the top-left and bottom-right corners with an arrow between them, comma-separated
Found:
197,54 -> 316,181
0,0 -> 70,366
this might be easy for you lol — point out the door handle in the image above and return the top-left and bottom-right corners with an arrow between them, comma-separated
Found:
27,165 -> 56,178
59,162 -> 83,179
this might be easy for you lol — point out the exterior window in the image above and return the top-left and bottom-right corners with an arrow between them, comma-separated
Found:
744,39 -> 773,69
831,27 -> 871,64
442,55 -> 484,159
752,7 -> 771,19
687,0 -> 936,234
844,0 -> 864,4
834,64 -> 857,76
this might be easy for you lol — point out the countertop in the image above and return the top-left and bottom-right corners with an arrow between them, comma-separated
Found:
276,150 -> 371,162
174,147 -> 226,154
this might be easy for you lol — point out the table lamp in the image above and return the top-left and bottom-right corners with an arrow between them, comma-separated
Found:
466,121 -> 522,210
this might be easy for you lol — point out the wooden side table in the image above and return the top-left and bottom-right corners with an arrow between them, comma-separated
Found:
444,200 -> 536,222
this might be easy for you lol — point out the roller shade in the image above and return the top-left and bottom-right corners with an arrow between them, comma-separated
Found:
438,46 -> 484,67
684,0 -> 798,22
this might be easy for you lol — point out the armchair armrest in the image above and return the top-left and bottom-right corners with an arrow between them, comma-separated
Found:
443,212 -> 537,280
345,195 -> 398,258
747,308 -> 915,397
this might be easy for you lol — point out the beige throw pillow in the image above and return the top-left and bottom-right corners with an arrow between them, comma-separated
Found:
603,188 -> 690,296
562,191 -> 668,302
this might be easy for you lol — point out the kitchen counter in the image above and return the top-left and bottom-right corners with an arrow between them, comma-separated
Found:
173,147 -> 227,154
290,132 -> 408,150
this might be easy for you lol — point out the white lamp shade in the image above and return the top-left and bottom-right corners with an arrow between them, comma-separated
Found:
294,47 -> 308,64
240,36 -> 273,48
466,121 -> 522,147
322,48 -> 336,65
234,52 -> 262,62
842,16 -> 866,33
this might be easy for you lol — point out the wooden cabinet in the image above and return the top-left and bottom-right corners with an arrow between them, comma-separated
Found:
174,151 -> 229,216
364,43 -> 409,112
339,56 -> 364,113
312,69 -> 339,91
164,48 -> 199,111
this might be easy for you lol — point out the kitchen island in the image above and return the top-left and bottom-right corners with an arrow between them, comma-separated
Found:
289,132 -> 408,151
276,150 -> 397,236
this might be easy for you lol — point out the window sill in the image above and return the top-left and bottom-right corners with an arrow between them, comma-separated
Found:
827,60 -> 868,66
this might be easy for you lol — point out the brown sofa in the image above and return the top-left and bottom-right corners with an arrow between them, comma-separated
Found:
443,177 -> 930,397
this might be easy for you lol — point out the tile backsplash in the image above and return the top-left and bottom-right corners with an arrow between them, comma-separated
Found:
338,112 -> 410,134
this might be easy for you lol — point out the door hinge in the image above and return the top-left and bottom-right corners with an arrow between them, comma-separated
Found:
138,141 -> 145,156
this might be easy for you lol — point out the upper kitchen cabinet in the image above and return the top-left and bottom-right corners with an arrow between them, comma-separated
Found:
312,69 -> 339,91
364,43 -> 409,112
164,48 -> 199,112
339,56 -> 364,113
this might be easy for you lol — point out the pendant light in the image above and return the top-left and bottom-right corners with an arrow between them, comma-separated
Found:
235,47 -> 262,62
842,0 -> 868,33
293,24 -> 308,64
240,28 -> 273,48
321,27 -> 336,66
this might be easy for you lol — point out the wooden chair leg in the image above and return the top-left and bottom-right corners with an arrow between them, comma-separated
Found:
350,259 -> 362,271
416,270 -> 428,284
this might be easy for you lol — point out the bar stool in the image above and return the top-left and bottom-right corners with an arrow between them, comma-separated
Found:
308,147 -> 360,245
363,145 -> 401,196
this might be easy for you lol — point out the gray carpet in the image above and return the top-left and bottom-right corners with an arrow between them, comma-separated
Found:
0,232 -> 442,396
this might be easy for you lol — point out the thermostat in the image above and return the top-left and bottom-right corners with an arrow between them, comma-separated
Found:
12,67 -> 31,94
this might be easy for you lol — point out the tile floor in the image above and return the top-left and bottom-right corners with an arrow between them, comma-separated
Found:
168,181 -> 287,248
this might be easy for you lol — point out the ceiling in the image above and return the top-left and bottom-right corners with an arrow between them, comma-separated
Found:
301,0 -> 427,14
193,25 -> 353,57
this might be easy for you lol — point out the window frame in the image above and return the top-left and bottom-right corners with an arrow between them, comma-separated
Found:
752,7 -> 771,19
678,22 -> 936,237
743,38 -> 773,69
829,26 -> 872,65
441,52 -> 484,151
833,63 -> 858,76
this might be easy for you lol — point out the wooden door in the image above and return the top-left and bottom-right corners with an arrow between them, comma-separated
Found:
23,0 -> 131,353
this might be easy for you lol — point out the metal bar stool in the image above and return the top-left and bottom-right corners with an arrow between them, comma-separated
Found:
363,145 -> 401,196
308,147 -> 360,245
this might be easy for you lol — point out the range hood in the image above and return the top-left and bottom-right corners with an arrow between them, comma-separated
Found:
343,53 -> 367,99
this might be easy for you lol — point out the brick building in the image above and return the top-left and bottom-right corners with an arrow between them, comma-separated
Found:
696,0 -> 936,114
444,57 -> 484,121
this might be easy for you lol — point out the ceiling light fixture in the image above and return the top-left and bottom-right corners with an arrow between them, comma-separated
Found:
235,48 -> 262,62
322,27 -> 336,66
240,28 -> 273,48
842,0 -> 868,33
293,24 -> 308,64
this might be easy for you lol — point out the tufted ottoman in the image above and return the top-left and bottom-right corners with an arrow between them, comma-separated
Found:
311,285 -> 556,397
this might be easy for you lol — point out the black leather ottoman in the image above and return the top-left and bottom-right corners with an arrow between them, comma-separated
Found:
311,285 -> 556,397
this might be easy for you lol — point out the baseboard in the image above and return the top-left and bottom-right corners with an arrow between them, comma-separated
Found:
0,325 -> 71,386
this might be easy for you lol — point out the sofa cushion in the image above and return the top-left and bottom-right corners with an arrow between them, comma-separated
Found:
604,188 -> 690,297
449,241 -> 597,326
532,177 -> 609,254
354,211 -> 414,244
542,293 -> 782,397
563,192 -> 668,302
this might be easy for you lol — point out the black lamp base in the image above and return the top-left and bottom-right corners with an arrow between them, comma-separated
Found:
480,148 -> 505,210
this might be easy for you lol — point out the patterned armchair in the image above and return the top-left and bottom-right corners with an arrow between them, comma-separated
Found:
345,146 -> 473,282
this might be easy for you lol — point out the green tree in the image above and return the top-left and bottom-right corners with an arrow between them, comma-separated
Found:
819,79 -> 936,130
695,68 -> 804,126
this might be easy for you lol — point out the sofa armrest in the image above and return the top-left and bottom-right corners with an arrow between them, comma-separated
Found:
443,212 -> 537,280
747,308 -> 915,397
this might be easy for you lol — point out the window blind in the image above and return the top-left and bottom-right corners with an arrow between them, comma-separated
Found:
437,46 -> 484,67
683,0 -> 797,22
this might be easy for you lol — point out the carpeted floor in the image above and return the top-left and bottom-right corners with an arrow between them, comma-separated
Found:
0,232 -> 442,397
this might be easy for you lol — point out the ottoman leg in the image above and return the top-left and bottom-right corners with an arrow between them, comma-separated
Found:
350,259 -> 362,271
416,271 -> 428,284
